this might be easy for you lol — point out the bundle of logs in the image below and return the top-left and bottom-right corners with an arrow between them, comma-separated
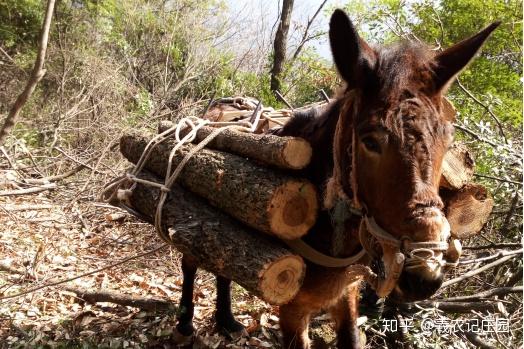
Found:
110,99 -> 493,306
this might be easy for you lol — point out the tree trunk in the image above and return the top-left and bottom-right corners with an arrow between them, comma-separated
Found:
270,0 -> 294,93
127,170 -> 305,305
120,132 -> 318,240
158,121 -> 312,169
442,184 -> 494,239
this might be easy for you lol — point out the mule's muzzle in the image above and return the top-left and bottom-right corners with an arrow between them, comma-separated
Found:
391,268 -> 444,302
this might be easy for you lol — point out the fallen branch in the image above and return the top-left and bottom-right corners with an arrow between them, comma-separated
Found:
23,163 -> 88,185
0,264 -> 175,311
442,286 -> 522,302
442,254 -> 518,288
0,183 -> 56,196
400,300 -> 501,314
63,286 -> 176,312
463,243 -> 522,250
459,249 -> 523,265
0,244 -> 168,300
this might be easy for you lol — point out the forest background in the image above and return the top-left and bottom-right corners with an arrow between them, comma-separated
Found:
0,0 -> 522,348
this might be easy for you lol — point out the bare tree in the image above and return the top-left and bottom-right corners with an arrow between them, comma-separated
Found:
270,0 -> 294,93
0,0 -> 56,146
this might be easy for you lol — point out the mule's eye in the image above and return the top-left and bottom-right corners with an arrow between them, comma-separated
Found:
361,136 -> 381,153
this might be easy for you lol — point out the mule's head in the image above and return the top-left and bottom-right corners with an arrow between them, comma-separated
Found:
329,10 -> 499,301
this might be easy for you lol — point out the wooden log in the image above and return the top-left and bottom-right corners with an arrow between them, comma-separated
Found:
120,132 -> 318,240
127,170 -> 305,305
442,184 -> 494,239
158,120 -> 312,170
440,143 -> 475,190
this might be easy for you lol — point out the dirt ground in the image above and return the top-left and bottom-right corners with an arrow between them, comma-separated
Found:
0,182 -> 343,349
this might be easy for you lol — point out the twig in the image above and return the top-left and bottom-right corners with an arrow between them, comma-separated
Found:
22,163 -> 89,185
0,0 -> 56,146
53,147 -> 106,175
474,173 -> 522,186
463,243 -> 522,250
400,300 -> 501,314
456,78 -> 507,143
0,183 -> 56,196
442,254 -> 518,288
458,249 -> 523,265
62,286 -> 176,312
0,264 -> 175,311
290,0 -> 328,62
453,124 -> 521,159
0,244 -> 168,300
3,204 -> 53,211
442,286 -> 522,302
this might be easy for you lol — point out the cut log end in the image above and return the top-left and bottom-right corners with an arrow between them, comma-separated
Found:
268,181 -> 318,239
281,138 -> 312,169
258,255 -> 305,305
440,143 -> 475,190
444,184 -> 494,239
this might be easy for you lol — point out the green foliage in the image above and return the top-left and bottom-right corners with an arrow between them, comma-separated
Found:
0,0 -> 43,48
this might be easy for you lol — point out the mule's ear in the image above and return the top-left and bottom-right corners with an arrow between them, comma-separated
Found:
433,22 -> 500,92
329,9 -> 374,88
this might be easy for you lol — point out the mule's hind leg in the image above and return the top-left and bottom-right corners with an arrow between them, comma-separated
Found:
215,276 -> 246,338
175,255 -> 197,343
280,299 -> 313,349
329,283 -> 362,349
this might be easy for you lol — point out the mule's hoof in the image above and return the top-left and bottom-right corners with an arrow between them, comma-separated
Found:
173,326 -> 194,346
217,320 -> 248,340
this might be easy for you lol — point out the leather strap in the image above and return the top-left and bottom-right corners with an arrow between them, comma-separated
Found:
284,238 -> 366,268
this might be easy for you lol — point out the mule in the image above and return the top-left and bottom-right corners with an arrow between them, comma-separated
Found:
174,9 -> 499,349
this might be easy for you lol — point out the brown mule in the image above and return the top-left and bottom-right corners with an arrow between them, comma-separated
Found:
271,9 -> 499,349
174,9 -> 499,349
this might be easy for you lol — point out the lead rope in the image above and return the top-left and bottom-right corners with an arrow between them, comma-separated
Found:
101,109 -> 261,243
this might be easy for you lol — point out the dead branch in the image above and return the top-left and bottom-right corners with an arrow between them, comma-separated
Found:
0,264 -> 175,311
442,254 -> 519,288
0,244 -> 168,301
0,183 -> 56,196
22,163 -> 89,185
463,243 -> 522,250
400,300 -> 501,314
459,249 -> 523,265
0,0 -> 56,146
3,204 -> 54,211
443,286 -> 522,302
290,0 -> 328,62
457,78 -> 507,143
63,286 -> 176,312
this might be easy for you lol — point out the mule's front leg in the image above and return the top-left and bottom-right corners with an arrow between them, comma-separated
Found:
215,276 -> 246,338
280,299 -> 313,349
174,254 -> 197,344
330,283 -> 362,349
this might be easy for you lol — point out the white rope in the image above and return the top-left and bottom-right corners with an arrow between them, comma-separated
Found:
101,113 -> 259,243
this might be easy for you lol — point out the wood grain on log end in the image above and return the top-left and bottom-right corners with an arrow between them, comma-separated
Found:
268,180 -> 318,239
440,143 -> 475,190
282,138 -> 312,169
444,184 -> 494,239
258,255 -> 305,305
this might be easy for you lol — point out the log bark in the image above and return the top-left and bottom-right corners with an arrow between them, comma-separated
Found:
127,170 -> 305,305
440,143 -> 475,190
442,184 -> 494,239
158,120 -> 311,169
120,132 -> 318,240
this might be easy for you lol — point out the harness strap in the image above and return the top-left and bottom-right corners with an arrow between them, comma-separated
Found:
284,238 -> 366,268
